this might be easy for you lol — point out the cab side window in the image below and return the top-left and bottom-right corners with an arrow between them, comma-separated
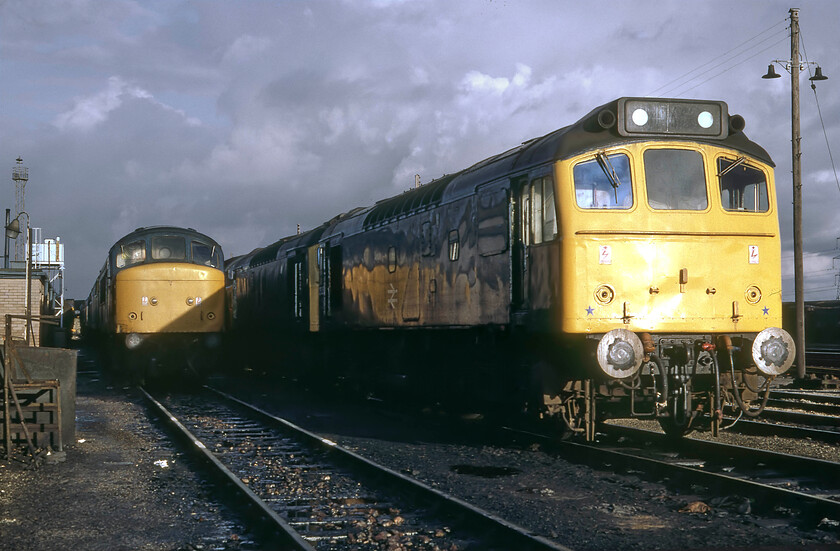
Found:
192,242 -> 221,267
718,158 -> 769,212
524,177 -> 557,245
573,153 -> 633,209
115,240 -> 146,269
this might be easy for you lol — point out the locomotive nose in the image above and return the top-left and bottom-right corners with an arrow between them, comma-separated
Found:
596,329 -> 644,379
752,327 -> 796,376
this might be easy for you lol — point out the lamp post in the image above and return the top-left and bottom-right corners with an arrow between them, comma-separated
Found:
762,7 -> 828,381
5,211 -> 32,344
3,209 -> 9,269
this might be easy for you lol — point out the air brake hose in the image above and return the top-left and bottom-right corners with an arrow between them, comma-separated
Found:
711,351 -> 722,423
648,354 -> 668,414
724,339 -> 771,418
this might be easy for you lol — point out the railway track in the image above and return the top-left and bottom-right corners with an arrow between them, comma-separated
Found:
769,389 -> 840,414
713,416 -> 840,445
690,388 -> 840,443
762,390 -> 840,427
525,424 -> 840,528
807,348 -> 840,368
141,386 -> 571,551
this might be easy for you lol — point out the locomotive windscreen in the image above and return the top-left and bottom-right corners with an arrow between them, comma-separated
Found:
617,98 -> 728,139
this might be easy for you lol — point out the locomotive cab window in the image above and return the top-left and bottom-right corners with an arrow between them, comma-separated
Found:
718,157 -> 769,213
151,236 -> 186,260
573,153 -> 633,209
530,177 -> 557,244
192,242 -> 221,267
644,149 -> 707,210
115,240 -> 146,268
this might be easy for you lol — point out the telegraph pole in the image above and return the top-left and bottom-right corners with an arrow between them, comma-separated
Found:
790,8 -> 806,380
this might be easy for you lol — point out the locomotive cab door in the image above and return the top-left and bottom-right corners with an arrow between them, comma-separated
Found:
307,244 -> 320,332
511,177 -> 530,314
511,174 -> 558,320
288,252 -> 307,324
318,240 -> 343,323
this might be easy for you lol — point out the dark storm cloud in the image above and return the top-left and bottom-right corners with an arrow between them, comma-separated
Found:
0,0 -> 838,301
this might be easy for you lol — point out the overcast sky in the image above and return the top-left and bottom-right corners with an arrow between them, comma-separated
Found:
1,0 -> 839,302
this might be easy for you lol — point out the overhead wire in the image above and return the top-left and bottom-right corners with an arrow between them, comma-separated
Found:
665,34 -> 790,98
798,26 -> 840,300
799,29 -> 840,195
782,246 -> 839,257
647,18 -> 788,98
646,15 -> 837,298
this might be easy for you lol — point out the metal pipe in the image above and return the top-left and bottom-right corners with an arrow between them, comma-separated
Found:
3,209 -> 8,269
25,227 -> 32,345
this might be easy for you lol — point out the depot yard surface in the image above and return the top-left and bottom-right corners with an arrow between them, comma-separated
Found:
0,358 -> 251,551
2,350 -> 840,551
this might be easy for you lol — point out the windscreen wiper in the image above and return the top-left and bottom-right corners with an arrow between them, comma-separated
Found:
718,156 -> 747,177
596,151 -> 622,202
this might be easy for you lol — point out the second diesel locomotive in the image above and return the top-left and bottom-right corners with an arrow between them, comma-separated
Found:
227,97 -> 795,438
85,226 -> 225,383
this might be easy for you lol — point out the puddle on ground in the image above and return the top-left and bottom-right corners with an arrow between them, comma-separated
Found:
449,464 -> 520,478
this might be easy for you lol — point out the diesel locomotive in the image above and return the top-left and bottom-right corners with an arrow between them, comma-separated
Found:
227,97 -> 795,438
85,226 -> 225,383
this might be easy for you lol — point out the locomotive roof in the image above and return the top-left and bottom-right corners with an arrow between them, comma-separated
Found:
444,97 -> 774,194
228,97 -> 775,267
112,225 -> 222,249
354,97 -> 773,232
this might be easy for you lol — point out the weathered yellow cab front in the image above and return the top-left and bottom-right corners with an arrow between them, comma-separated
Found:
114,263 -> 225,334
556,141 -> 783,336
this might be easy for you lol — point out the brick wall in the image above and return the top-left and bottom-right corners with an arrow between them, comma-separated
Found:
0,273 -> 47,346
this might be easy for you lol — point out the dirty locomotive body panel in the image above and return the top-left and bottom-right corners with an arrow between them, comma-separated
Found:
228,97 -> 794,438
85,226 -> 225,383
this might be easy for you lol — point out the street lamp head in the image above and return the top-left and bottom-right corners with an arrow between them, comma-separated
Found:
762,64 -> 782,79
809,66 -> 828,81
5,218 -> 21,239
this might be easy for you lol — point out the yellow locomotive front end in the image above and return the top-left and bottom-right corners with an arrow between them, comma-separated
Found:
554,99 -> 794,435
559,142 -> 782,335
115,263 -> 225,337
103,227 -> 225,383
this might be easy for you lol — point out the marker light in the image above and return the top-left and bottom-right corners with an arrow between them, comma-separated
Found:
697,111 -> 714,128
631,108 -> 649,127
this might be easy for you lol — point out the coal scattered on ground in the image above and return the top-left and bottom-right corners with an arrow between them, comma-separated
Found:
3,349 -> 839,550
0,358 -> 257,551
217,373 -> 840,551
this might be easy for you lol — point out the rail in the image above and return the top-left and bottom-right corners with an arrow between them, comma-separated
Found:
142,386 -> 572,550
